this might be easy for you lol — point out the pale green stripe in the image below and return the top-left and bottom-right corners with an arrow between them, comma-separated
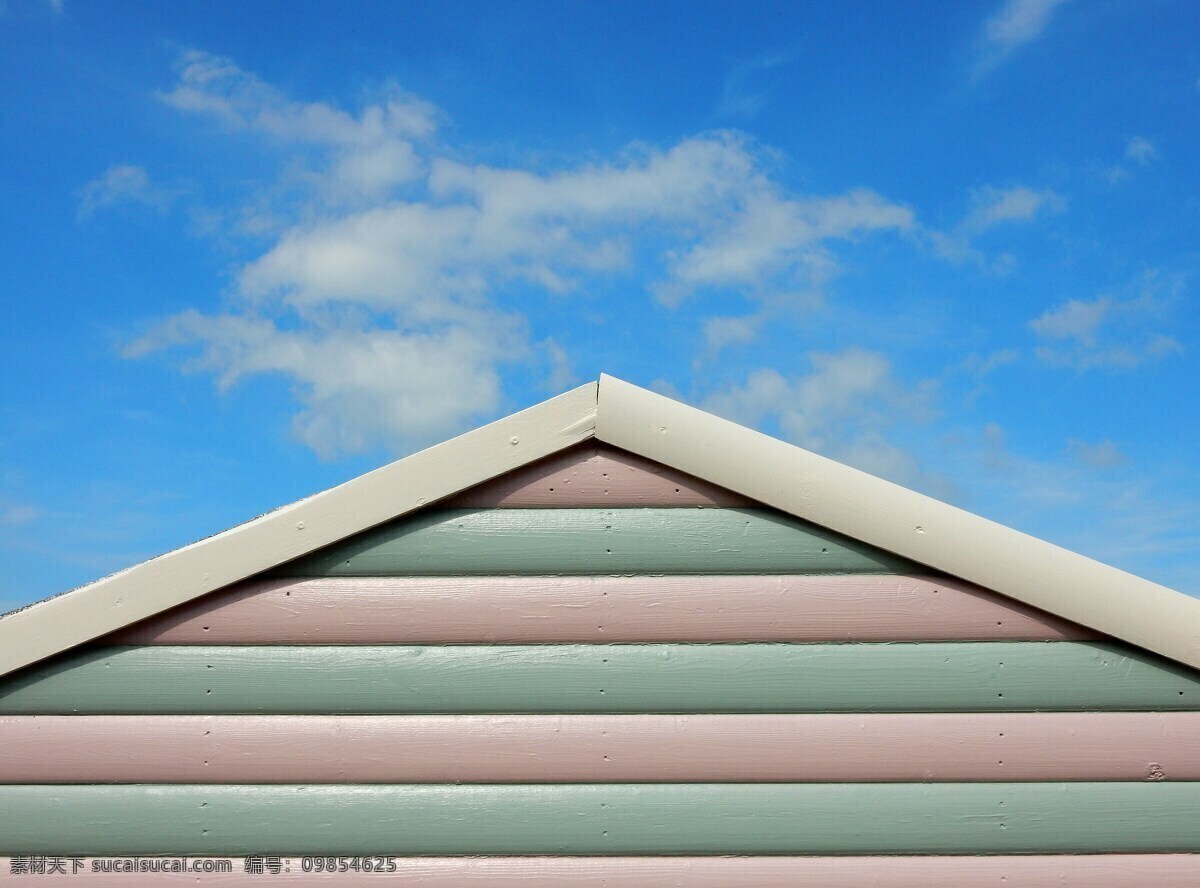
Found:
273,508 -> 917,576
2,643 -> 1197,714
2,783 -> 1199,855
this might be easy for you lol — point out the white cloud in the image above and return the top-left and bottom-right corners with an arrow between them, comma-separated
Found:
702,349 -> 938,487
125,51 -> 925,456
1125,136 -> 1157,166
930,184 -> 1064,266
1030,272 -> 1184,370
77,165 -> 179,220
974,0 -> 1070,77
963,185 -> 1065,232
702,314 -> 763,354
125,309 -> 524,459
161,49 -> 434,206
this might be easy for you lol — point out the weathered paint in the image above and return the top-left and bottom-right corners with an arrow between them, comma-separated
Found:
3,856 -> 1200,886
2,643 -> 1197,714
5,712 -> 1200,784
105,575 -> 1096,645
4,783 -> 1200,855
442,443 -> 753,508
272,509 -> 918,577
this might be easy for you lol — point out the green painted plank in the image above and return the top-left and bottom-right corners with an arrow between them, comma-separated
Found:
2,783 -> 1199,855
271,508 -> 918,576
3,643 -> 1198,714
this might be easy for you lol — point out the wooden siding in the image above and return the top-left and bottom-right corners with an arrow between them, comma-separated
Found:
1,442 -> 1198,873
5,713 -> 1200,784
5,783 -> 1200,855
4,857 -> 1200,886
442,442 -> 754,507
106,575 -> 1097,644
3,642 -> 1198,715
271,508 -> 918,576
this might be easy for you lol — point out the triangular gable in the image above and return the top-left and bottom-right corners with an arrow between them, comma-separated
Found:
102,442 -> 1096,647
0,374 -> 1197,677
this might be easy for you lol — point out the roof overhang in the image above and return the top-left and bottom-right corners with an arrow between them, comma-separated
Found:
1,373 -> 1197,677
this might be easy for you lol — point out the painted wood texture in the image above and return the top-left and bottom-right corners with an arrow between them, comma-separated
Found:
105,575 -> 1096,645
3,642 -> 1198,714
4,857 -> 1200,887
271,508 -> 919,576
0,383 -> 601,679
442,443 -> 754,508
595,375 -> 1200,671
3,783 -> 1200,855
5,713 -> 1200,783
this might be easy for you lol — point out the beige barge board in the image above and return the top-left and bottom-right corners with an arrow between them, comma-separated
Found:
595,374 -> 1200,669
0,383 -> 597,676
1,374 -> 1198,677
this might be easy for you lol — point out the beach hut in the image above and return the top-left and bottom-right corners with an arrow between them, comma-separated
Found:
1,374 -> 1199,885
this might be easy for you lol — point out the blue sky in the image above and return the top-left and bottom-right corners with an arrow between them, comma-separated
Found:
2,0 -> 1199,611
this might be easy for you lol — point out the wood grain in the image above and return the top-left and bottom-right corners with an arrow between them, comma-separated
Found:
3,856 -> 1200,886
5,713 -> 1199,783
271,508 -> 919,576
105,575 -> 1096,645
3,782 -> 1200,855
3,643 -> 1197,715
442,443 -> 754,507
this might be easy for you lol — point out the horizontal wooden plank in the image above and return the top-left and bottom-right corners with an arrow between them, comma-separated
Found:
4,856 -> 1200,887
106,575 -> 1096,645
5,713 -> 1200,783
2,643 -> 1198,715
442,443 -> 754,507
272,509 -> 919,576
3,783 -> 1200,855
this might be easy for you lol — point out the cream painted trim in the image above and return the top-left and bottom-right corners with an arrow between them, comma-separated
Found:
3,373 -> 1197,679
596,374 -> 1200,670
0,383 -> 598,677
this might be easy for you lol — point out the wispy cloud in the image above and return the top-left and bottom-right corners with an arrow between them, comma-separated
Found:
0,502 -> 40,526
1125,136 -> 1157,166
973,0 -> 1070,78
702,349 -> 939,488
930,184 -> 1064,267
127,50 -> 920,457
1030,271 -> 1184,370
1067,438 -> 1127,468
77,165 -> 180,220
716,52 -> 794,119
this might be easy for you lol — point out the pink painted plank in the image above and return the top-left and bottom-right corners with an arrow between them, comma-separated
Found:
5,712 -> 1197,784
104,575 -> 1097,644
441,443 -> 754,507
2,856 -> 1199,886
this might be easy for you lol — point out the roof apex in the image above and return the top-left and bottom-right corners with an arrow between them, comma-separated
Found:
2,374 -> 1197,677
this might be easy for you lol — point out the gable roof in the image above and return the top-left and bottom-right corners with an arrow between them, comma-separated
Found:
1,373 -> 1197,677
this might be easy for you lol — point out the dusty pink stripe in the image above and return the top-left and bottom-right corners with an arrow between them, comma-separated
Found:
1,856 -> 1198,886
105,575 -> 1095,644
5,713 -> 1196,784
441,443 -> 753,507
